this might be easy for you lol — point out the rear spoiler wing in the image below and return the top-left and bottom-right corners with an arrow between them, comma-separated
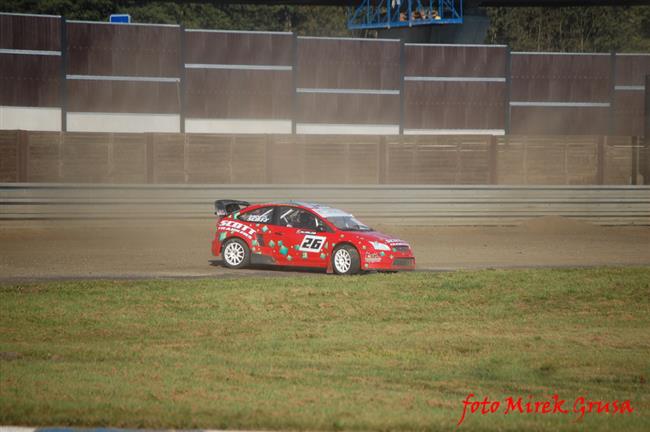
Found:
214,200 -> 250,217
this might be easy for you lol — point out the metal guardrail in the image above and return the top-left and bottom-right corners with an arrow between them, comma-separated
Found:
1,183 -> 649,225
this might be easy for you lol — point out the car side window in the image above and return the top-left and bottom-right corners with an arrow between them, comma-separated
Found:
275,207 -> 321,230
239,207 -> 274,223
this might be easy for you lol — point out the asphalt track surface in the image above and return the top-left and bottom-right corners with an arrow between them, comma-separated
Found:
1,216 -> 649,282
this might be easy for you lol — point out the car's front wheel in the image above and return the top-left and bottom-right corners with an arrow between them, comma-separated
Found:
332,244 -> 360,275
222,238 -> 250,269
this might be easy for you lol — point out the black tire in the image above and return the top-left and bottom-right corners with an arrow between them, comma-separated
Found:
331,244 -> 361,275
222,238 -> 251,269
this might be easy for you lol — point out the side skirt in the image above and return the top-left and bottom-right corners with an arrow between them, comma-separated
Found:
250,253 -> 276,266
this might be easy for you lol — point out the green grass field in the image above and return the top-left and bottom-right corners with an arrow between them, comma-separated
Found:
1,268 -> 649,431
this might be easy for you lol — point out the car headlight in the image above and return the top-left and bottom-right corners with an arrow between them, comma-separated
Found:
369,241 -> 391,251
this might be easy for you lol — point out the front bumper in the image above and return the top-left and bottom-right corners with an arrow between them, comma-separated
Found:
362,250 -> 416,271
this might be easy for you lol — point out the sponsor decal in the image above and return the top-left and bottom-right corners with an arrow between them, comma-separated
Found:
218,220 -> 256,240
365,252 -> 382,263
299,235 -> 326,252
247,214 -> 271,223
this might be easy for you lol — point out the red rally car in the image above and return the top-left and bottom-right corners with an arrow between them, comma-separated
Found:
212,200 -> 416,275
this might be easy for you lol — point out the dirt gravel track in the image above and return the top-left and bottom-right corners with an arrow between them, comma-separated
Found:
1,216 -> 649,281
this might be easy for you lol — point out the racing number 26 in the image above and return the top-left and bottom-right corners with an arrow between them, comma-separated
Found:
300,235 -> 325,252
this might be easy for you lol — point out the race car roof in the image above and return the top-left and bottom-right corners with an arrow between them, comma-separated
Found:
281,201 -> 352,218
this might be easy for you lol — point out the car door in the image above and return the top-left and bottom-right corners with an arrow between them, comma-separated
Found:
296,214 -> 336,268
267,206 -> 331,268
263,206 -> 303,266
237,206 -> 276,259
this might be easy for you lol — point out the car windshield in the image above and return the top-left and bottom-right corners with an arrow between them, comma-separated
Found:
326,215 -> 372,232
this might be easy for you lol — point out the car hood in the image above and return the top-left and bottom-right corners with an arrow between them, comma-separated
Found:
344,230 -> 410,247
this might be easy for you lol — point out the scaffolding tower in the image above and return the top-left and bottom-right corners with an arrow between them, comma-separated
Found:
347,0 -> 463,29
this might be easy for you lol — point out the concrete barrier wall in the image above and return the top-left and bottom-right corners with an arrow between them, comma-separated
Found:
2,13 -> 649,136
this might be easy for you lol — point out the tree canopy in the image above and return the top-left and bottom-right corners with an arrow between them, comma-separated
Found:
486,6 -> 650,52
1,0 -> 649,52
0,0 -> 350,35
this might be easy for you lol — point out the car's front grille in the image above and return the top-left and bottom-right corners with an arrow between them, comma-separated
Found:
393,245 -> 410,253
393,258 -> 414,267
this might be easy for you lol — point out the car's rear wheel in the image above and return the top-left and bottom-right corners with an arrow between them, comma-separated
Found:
332,244 -> 360,275
222,238 -> 250,269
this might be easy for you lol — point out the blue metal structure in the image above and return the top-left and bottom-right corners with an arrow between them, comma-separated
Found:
347,0 -> 462,29
109,14 -> 132,23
